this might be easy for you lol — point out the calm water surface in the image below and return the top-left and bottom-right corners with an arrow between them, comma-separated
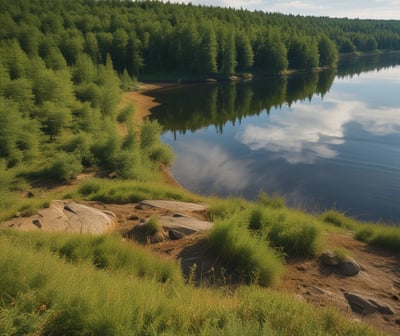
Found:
150,54 -> 400,223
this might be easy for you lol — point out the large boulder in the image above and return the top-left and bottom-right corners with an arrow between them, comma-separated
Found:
345,292 -> 395,315
1,201 -> 117,234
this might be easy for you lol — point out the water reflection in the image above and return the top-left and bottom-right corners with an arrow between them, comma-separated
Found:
149,53 -> 400,222
237,91 -> 400,165
165,140 -> 251,194
150,70 -> 337,135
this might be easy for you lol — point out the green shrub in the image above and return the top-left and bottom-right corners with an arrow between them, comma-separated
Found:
44,151 -> 83,181
257,191 -> 286,209
332,247 -> 351,262
60,133 -> 94,167
247,207 -> 322,258
207,216 -> 284,286
206,197 -> 249,221
355,224 -> 400,253
140,119 -> 163,150
117,103 -> 135,123
149,143 -> 175,166
141,216 -> 161,237
78,179 -> 102,196
321,210 -> 356,230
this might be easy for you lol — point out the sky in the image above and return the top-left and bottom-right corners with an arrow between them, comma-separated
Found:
165,0 -> 400,20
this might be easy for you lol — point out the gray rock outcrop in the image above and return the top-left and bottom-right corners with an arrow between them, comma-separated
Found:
345,292 -> 395,315
1,201 -> 117,234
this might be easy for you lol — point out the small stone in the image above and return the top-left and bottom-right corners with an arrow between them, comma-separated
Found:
320,251 -> 339,266
168,228 -> 186,240
108,172 -> 118,179
392,295 -> 399,301
339,258 -> 360,276
395,319 -> 400,325
32,219 -> 42,229
296,265 -> 306,271
307,286 -> 326,295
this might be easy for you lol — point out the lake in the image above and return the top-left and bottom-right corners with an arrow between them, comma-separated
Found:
149,53 -> 400,224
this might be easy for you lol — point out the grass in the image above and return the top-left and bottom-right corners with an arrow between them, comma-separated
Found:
322,210 -> 400,254
321,210 -> 358,230
332,247 -> 351,262
141,215 -> 162,236
0,229 -> 382,336
247,205 -> 323,258
355,224 -> 400,253
0,230 -> 182,283
77,177 -> 201,204
207,215 -> 284,286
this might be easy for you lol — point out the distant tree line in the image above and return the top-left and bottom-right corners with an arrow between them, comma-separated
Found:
1,0 -> 400,80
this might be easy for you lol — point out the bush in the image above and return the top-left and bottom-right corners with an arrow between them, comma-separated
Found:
248,207 -> 322,257
60,133 -> 94,167
117,103 -> 135,123
257,191 -> 286,209
78,179 -> 102,196
206,197 -> 249,221
44,151 -> 82,181
207,216 -> 284,286
149,143 -> 175,165
355,224 -> 400,253
332,247 -> 351,262
141,216 -> 161,237
321,210 -> 356,230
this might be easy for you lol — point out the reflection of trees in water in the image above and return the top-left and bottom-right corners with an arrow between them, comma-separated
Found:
337,52 -> 400,78
150,54 -> 400,134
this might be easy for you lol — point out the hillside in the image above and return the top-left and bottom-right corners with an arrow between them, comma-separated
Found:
1,1 -> 400,335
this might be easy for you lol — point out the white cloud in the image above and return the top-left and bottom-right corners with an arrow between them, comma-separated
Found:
236,95 -> 400,164
163,0 -> 400,19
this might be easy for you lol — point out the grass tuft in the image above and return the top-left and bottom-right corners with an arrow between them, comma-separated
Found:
207,215 -> 284,287
248,206 -> 323,257
321,210 -> 357,230
355,224 -> 400,253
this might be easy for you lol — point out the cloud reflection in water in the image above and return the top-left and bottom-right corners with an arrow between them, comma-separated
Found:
172,140 -> 251,193
237,94 -> 400,164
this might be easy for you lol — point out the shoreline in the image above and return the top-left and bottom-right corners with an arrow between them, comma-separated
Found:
121,83 -> 183,189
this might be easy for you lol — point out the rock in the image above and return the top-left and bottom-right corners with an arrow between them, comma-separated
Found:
108,171 -> 118,179
339,258 -> 360,276
1,201 -> 117,234
137,200 -> 208,214
158,213 -> 213,235
320,250 -> 339,266
306,286 -> 327,295
345,292 -> 395,315
395,319 -> 400,325
168,228 -> 186,240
